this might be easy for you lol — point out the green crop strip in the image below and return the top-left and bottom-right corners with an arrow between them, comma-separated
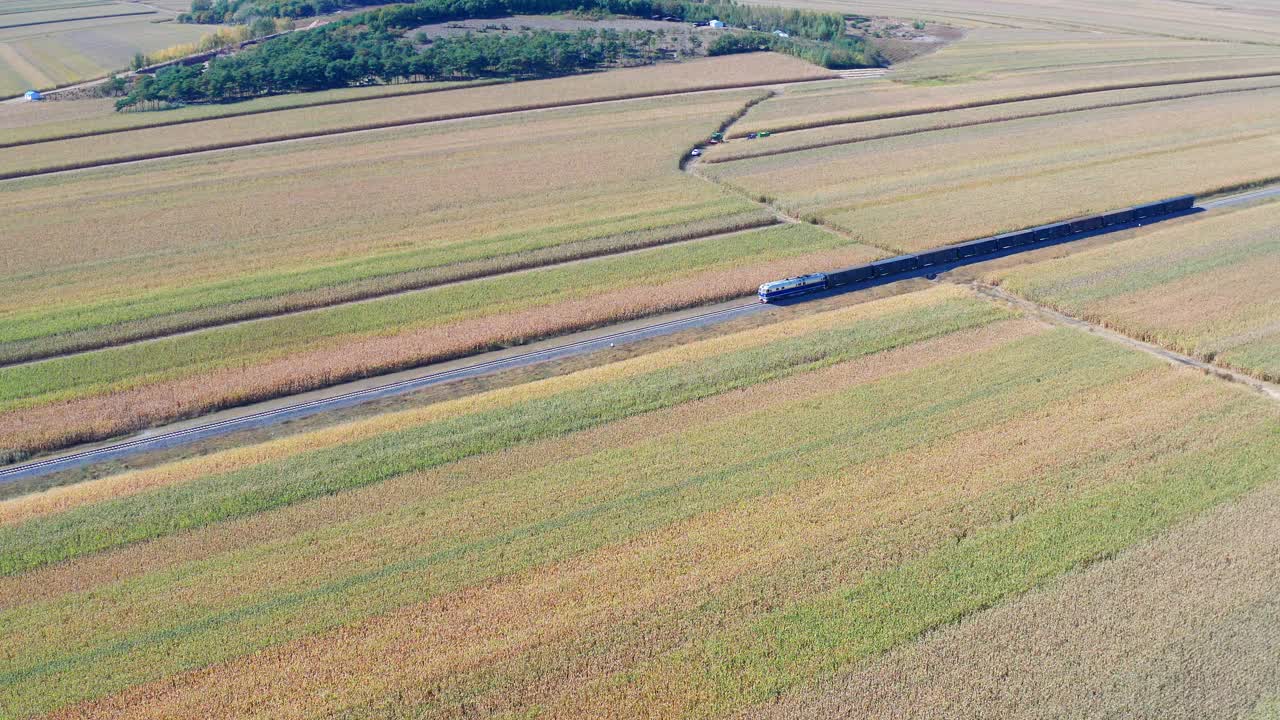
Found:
2,322 -> 1172,716
582,423 -> 1280,719
0,222 -> 855,411
0,296 -> 1007,578
0,199 -> 758,349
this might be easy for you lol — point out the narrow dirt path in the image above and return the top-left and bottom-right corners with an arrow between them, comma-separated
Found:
682,90 -> 877,251
968,281 -> 1280,403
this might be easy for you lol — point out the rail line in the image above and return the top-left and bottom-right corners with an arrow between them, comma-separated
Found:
0,302 -> 762,483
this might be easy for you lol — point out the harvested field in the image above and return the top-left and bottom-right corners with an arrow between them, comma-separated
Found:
701,86 -> 1280,254
0,91 -> 765,356
744,475 -> 1280,719
991,199 -> 1280,382
0,52 -> 831,150
893,28 -> 1280,83
0,8 -> 211,97
0,79 -> 500,146
0,222 -> 884,458
2,286 -> 1276,719
748,0 -> 1280,44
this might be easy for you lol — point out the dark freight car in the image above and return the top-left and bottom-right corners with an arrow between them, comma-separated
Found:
1068,215 -> 1105,234
755,194 -> 1196,303
916,246 -> 959,267
827,265 -> 875,286
869,255 -> 919,276
1103,208 -> 1136,225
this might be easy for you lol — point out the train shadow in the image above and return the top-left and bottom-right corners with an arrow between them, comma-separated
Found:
769,207 -> 1204,306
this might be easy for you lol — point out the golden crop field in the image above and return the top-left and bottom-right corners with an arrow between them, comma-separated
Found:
0,0 -> 214,98
752,0 -> 1280,43
701,85 -> 1280,254
703,75 -> 1280,163
6,1 -> 1280,716
0,79 -> 500,145
1,285 -> 1275,719
0,52 -> 834,172
748,474 -> 1280,719
991,199 -> 1280,382
0,90 -> 766,353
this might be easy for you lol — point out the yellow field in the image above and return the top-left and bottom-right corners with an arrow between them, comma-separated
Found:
734,54 -> 1280,136
751,0 -> 1280,43
0,0 -> 214,98
1,285 -> 1275,719
0,52 -> 833,172
0,90 -> 763,341
701,86 -> 1280,254
6,3 -> 1280,716
990,199 -> 1280,382
704,75 -> 1280,163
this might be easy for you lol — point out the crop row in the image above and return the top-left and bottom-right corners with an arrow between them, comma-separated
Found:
734,63 -> 1280,137
756,471 -> 1280,719
0,210 -> 777,365
0,79 -> 500,149
703,77 -> 1280,164
0,223 -> 884,460
991,199 -> 1280,382
703,86 -> 1280,255
0,52 -> 832,171
0,91 -> 760,345
9,313 -> 1278,718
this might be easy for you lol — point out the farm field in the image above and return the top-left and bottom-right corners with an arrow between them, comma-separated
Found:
703,75 -> 1280,163
732,53 -> 1280,137
0,0 -> 212,98
700,85 -> 1280,254
991,198 -> 1280,383
890,28 -> 1280,83
0,52 -> 834,172
6,1 -> 1280,716
0,90 -> 774,359
0,221 -> 884,459
2,285 -> 1277,719
754,0 -> 1280,44
746,468 -> 1280,719
0,78 -> 502,146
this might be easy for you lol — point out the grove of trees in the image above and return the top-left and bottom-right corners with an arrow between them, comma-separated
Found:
121,0 -> 877,110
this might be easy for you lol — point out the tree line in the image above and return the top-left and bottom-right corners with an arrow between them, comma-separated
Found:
117,27 -> 675,108
120,0 -> 877,110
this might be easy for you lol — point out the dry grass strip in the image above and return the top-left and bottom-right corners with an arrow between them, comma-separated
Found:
0,212 -> 776,366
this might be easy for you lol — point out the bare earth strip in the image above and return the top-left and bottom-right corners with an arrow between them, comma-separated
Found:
743,479 -> 1280,720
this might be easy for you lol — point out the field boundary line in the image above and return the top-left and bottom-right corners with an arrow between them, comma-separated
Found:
0,75 -> 835,164
684,93 -> 893,252
969,282 -> 1280,403
726,70 -> 1280,138
702,81 -> 1280,164
0,216 -> 779,368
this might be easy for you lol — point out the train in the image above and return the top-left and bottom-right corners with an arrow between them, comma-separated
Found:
757,194 -> 1195,303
